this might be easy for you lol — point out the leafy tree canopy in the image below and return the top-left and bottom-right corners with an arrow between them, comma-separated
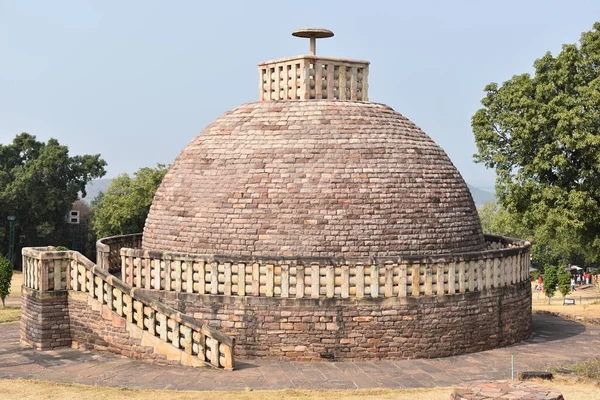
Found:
92,164 -> 168,239
478,202 -> 558,268
0,133 -> 106,252
473,22 -> 600,264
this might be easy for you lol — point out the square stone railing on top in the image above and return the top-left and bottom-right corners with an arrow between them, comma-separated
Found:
21,247 -> 235,370
258,55 -> 369,101
119,235 -> 531,300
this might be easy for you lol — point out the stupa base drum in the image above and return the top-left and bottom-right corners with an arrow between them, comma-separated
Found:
119,232 -> 531,361
148,281 -> 531,361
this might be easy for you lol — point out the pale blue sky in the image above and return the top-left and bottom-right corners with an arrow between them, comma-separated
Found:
1,1 -> 599,190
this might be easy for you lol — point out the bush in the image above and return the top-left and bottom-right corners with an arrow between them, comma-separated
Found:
557,266 -> 571,298
530,270 -> 541,281
543,265 -> 558,302
54,246 -> 69,251
0,253 -> 13,307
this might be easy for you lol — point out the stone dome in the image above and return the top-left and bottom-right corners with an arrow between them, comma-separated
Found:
142,100 -> 484,258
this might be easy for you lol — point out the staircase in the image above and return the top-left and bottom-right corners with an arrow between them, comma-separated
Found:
20,247 -> 235,370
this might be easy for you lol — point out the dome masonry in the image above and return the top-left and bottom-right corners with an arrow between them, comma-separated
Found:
142,29 -> 485,258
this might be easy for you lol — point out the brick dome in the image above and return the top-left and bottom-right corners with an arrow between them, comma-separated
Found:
142,100 -> 485,258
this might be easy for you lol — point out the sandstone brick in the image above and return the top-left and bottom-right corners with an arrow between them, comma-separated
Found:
143,101 -> 485,259
155,281 -> 531,362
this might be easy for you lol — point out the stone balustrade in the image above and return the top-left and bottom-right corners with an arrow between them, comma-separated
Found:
120,235 -> 531,299
21,247 -> 235,370
258,55 -> 369,101
97,233 -> 143,273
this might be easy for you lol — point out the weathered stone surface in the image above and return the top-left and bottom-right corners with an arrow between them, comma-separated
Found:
143,100 -> 484,258
451,380 -> 564,400
148,281 -> 532,361
67,294 -> 195,367
519,371 -> 554,381
20,287 -> 71,350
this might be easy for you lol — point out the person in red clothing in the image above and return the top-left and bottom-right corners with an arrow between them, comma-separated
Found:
536,276 -> 543,291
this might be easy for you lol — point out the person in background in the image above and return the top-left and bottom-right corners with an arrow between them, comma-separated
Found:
537,276 -> 543,291
571,277 -> 577,291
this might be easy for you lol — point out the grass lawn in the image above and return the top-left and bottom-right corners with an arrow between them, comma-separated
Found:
0,306 -> 20,323
0,377 -> 597,400
9,270 -> 22,297
0,381 -> 450,400
531,282 -> 600,318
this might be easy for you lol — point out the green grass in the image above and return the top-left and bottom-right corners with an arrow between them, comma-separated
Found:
554,358 -> 600,381
0,306 -> 21,323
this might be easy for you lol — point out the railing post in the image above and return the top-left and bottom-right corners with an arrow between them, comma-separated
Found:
356,263 -> 365,298
296,265 -> 305,298
399,263 -> 407,297
412,264 -> 420,297
437,263 -> 445,296
371,264 -> 380,298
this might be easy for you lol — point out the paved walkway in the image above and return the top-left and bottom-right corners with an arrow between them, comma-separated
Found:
0,314 -> 598,391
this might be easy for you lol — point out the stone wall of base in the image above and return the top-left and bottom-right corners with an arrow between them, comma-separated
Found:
20,287 -> 71,350
150,281 -> 532,361
67,292 -> 206,367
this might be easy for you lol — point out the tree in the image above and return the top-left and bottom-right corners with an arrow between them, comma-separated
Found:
92,165 -> 168,238
0,133 -> 106,259
477,201 -> 558,268
472,22 -> 600,264
543,265 -> 558,303
0,254 -> 12,307
478,202 -> 530,238
557,266 -> 572,298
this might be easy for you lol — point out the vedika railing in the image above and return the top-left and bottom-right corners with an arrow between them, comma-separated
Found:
97,233 -> 143,273
22,247 -> 235,370
119,235 -> 531,299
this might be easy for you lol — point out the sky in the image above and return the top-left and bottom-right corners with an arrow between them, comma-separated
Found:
1,1 -> 599,191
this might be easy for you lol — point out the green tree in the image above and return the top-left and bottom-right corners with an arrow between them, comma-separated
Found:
0,133 -> 106,257
472,22 -> 600,264
0,254 -> 13,307
477,202 -> 558,268
92,165 -> 168,238
543,265 -> 558,303
557,266 -> 572,298
478,202 -> 530,238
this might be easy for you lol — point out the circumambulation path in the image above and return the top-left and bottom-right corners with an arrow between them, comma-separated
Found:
0,314 -> 598,391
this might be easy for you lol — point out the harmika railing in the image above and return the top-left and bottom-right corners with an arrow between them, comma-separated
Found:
119,235 -> 531,299
22,247 -> 235,370
258,55 -> 369,101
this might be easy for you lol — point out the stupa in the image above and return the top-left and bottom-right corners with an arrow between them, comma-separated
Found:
20,30 -> 531,368
132,29 -> 532,360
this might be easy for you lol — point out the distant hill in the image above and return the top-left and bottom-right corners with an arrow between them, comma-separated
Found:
82,178 -> 496,207
467,184 -> 496,207
81,178 -> 112,203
